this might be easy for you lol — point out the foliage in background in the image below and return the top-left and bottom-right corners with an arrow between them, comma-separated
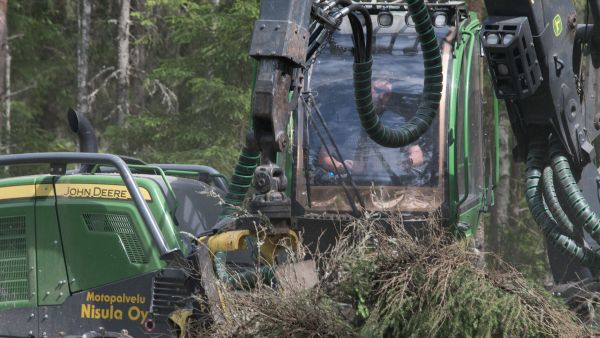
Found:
105,0 -> 259,172
7,0 -> 259,174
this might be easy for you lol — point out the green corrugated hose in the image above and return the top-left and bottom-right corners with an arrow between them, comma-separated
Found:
525,138 -> 599,267
549,136 -> 600,244
542,166 -> 575,235
220,146 -> 260,218
353,0 -> 442,147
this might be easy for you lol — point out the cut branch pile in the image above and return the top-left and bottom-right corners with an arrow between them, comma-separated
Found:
193,214 -> 589,337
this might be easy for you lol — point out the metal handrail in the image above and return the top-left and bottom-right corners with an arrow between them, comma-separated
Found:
0,152 -> 180,260
152,163 -> 229,192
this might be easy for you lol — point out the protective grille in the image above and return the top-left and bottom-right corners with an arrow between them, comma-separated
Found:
0,216 -> 29,303
151,269 -> 189,317
83,213 -> 148,264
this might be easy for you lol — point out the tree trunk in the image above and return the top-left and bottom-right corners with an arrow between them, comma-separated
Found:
5,29 -> 9,155
117,0 -> 130,126
131,0 -> 146,117
77,0 -> 91,117
0,0 -> 7,153
489,110 -> 512,254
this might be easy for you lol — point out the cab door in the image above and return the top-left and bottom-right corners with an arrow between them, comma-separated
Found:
449,16 -> 487,234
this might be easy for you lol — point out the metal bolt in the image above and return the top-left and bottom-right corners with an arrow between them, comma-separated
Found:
29,313 -> 35,318
70,278 -> 76,283
43,314 -> 48,319
260,24 -> 265,30
29,331 -> 33,335
45,291 -> 50,296
53,240 -> 58,245
59,292 -> 64,296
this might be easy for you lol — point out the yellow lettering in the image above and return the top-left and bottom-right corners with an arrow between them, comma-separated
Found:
81,303 -> 91,318
114,309 -> 123,320
128,306 -> 148,324
139,308 -> 148,323
86,292 -> 95,302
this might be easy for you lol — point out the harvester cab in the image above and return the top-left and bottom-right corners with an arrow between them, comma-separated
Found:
209,0 -> 495,268
292,3 -> 494,251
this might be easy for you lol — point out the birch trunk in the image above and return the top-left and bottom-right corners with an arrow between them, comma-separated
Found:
77,0 -> 91,116
117,0 -> 130,126
5,31 -> 9,155
131,0 -> 146,116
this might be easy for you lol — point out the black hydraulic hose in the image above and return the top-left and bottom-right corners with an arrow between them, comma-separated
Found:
352,0 -> 442,148
542,166 -> 575,235
549,136 -> 600,244
348,13 -> 365,63
525,139 -> 600,267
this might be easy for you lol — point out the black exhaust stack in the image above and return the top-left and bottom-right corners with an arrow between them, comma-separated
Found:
68,109 -> 98,173
68,108 -> 98,153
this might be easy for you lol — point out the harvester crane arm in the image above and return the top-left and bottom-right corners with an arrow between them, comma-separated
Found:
481,0 -> 600,285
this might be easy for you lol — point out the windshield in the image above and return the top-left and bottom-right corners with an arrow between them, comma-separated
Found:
294,13 -> 453,213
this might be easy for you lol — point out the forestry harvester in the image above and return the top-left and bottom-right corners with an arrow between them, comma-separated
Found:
1,0 -> 600,336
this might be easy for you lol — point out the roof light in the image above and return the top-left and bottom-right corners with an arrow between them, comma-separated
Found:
378,10 -> 394,27
433,12 -> 448,27
486,33 -> 500,45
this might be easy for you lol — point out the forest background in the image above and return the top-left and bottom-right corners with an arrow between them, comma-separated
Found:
0,0 -> 590,283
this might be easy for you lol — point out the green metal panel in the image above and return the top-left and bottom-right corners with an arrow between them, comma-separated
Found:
459,204 -> 483,238
0,177 -> 37,311
34,176 -> 70,306
53,175 -> 181,292
448,13 -> 483,228
447,18 -> 470,225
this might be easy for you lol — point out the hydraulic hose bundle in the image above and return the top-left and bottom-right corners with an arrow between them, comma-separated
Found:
352,0 -> 442,147
220,132 -> 261,218
525,135 -> 600,268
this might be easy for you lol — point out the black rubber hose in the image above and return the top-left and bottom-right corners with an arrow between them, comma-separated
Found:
550,136 -> 600,244
348,12 -> 365,63
542,166 -> 575,235
352,0 -> 442,147
525,138 -> 600,268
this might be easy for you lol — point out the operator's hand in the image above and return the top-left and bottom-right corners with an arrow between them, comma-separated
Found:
407,145 -> 424,167
336,159 -> 354,171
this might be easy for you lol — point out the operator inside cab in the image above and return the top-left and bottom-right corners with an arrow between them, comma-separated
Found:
311,77 -> 432,187
294,11 -> 451,213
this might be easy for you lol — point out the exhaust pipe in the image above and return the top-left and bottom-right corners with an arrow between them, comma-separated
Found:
68,108 -> 98,153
